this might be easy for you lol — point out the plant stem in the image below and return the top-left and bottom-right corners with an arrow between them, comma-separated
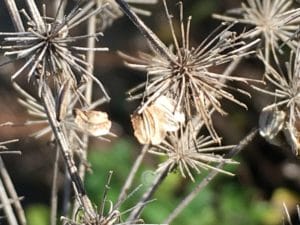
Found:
50,147 -> 60,225
41,83 -> 95,220
0,159 -> 18,225
3,0 -> 24,32
116,145 -> 149,208
127,165 -> 170,222
164,128 -> 258,224
115,0 -> 175,63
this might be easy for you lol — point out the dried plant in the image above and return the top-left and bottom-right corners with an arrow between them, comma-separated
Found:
254,48 -> 300,156
149,121 -> 237,182
119,0 -> 260,142
0,1 -> 109,98
213,0 -> 300,63
95,0 -> 157,31
0,0 -> 298,225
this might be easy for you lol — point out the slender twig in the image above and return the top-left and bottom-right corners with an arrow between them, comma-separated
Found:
72,4 -> 97,217
116,145 -> 149,208
3,0 -> 24,32
41,83 -> 95,220
115,0 -> 175,63
0,157 -> 26,225
0,171 -> 18,225
25,0 -> 46,33
126,165 -> 170,222
164,128 -> 258,224
50,147 -> 60,225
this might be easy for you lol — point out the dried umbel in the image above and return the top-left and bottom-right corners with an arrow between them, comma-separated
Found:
0,1 -> 109,98
119,0 -> 260,141
131,95 -> 185,145
254,48 -> 300,156
213,0 -> 300,62
149,121 -> 236,181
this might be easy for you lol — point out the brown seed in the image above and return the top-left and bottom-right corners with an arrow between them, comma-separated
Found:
56,79 -> 72,121
74,108 -> 111,136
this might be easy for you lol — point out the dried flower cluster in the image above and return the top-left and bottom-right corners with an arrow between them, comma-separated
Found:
118,0 -> 260,180
213,0 -> 300,62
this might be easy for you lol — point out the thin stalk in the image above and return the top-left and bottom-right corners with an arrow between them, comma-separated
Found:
3,0 -> 24,32
116,145 -> 149,208
25,0 -> 46,33
41,83 -> 95,220
115,0 -> 175,63
72,4 -> 97,217
164,128 -> 258,224
0,171 -> 18,225
126,165 -> 170,222
0,157 -> 26,225
50,147 -> 60,225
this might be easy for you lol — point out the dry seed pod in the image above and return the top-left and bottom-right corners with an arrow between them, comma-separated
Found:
131,107 -> 166,145
74,109 -> 111,136
56,79 -> 72,121
259,108 -> 286,142
152,95 -> 185,131
131,95 -> 185,145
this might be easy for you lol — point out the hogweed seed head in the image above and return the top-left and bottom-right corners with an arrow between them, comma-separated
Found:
213,0 -> 300,62
0,2 -> 109,99
120,0 -> 260,142
149,121 -> 237,182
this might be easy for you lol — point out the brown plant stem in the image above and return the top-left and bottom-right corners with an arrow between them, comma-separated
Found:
72,3 -> 97,218
3,0 -> 24,32
0,157 -> 26,225
164,128 -> 258,224
50,147 -> 60,225
115,0 -> 175,63
0,175 -> 18,225
116,144 -> 149,208
41,83 -> 95,220
126,165 -> 170,222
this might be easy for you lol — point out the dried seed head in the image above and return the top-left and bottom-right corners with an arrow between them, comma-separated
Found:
149,121 -> 237,181
121,0 -> 259,141
74,109 -> 112,137
213,0 -> 300,62
13,82 -> 112,141
0,2 -> 109,98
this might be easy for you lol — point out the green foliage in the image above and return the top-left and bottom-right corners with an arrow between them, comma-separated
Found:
26,204 -> 49,225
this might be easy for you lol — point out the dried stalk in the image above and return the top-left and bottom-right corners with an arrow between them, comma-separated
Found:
126,165 -> 170,222
0,157 -> 26,225
116,144 -> 149,208
72,3 -> 97,217
164,128 -> 258,224
50,147 -> 60,225
41,83 -> 96,220
0,171 -> 18,225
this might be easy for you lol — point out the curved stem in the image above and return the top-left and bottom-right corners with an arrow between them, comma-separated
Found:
127,165 -> 170,222
116,145 -> 149,208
